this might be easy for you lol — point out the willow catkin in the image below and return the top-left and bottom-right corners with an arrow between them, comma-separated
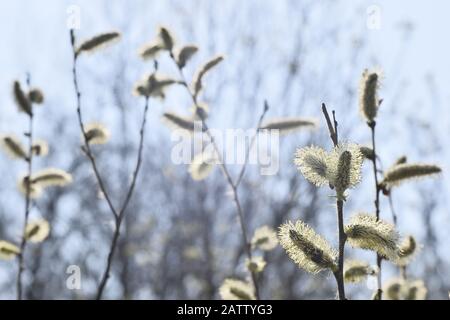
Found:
219,279 -> 256,300
335,150 -> 352,200
327,143 -> 363,193
30,168 -> 73,188
343,259 -> 377,284
84,123 -> 110,145
158,27 -> 175,52
345,213 -> 399,260
395,235 -> 419,267
31,139 -> 49,156
18,176 -> 43,199
245,256 -> 266,273
76,32 -> 121,56
28,88 -> 44,104
0,240 -> 20,260
0,135 -> 27,159
394,156 -> 407,165
294,145 -> 330,187
402,279 -> 427,300
25,219 -> 50,243
359,146 -> 375,161
381,163 -> 442,188
193,55 -> 224,97
188,151 -> 217,181
383,278 -> 403,300
359,69 -> 381,123
13,81 -> 32,116
251,226 -> 278,251
259,117 -> 317,135
176,45 -> 199,69
162,112 -> 198,134
278,220 -> 338,274
134,73 -> 177,98
139,41 -> 163,60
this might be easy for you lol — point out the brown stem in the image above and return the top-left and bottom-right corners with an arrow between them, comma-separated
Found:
322,103 -> 346,300
334,199 -> 347,300
169,52 -> 262,299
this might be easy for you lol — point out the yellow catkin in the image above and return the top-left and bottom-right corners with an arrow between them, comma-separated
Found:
176,45 -> 198,68
279,220 -> 337,274
381,163 -> 442,188
219,279 -> 256,300
259,117 -> 317,135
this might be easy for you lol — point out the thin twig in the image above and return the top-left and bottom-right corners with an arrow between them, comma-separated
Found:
369,120 -> 383,299
322,103 -> 346,300
69,30 -> 150,299
235,101 -> 269,188
169,51 -> 261,299
16,75 -> 34,300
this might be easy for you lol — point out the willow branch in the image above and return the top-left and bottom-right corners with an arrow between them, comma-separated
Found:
322,103 -> 346,300
369,120 -> 383,299
17,77 -> 34,300
69,30 -> 150,299
169,52 -> 261,299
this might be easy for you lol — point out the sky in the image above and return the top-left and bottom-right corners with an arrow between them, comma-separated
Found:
0,0 -> 449,298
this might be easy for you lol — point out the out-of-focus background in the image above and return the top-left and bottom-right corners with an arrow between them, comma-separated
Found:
0,0 -> 449,299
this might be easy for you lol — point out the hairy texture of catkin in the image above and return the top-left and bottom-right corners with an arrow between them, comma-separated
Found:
176,45 -> 198,69
383,278 -> 403,300
395,235 -> 418,266
383,278 -> 427,300
381,163 -> 442,188
188,151 -> 217,181
343,260 -> 377,283
294,146 -> 329,187
219,279 -> 256,300
279,221 -> 338,274
76,32 -> 121,56
13,81 -> 32,116
359,146 -> 375,161
359,69 -> 380,123
327,143 -> 363,194
193,55 -> 224,97
162,112 -> 198,134
84,123 -> 110,145
335,151 -> 352,200
25,219 -> 50,243
0,135 -> 27,159
251,226 -> 278,251
0,240 -> 20,260
345,213 -> 399,260
134,73 -> 177,98
30,168 -> 73,187
245,256 -> 266,273
259,117 -> 317,134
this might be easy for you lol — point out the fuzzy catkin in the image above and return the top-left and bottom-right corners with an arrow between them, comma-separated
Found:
84,123 -> 110,145
251,226 -> 278,251
189,151 -> 216,181
260,117 -> 317,135
335,151 -> 352,199
345,213 -> 399,260
13,81 -> 32,116
359,69 -> 380,123
76,32 -> 121,56
0,135 -> 27,159
219,279 -> 255,300
162,112 -> 198,134
396,235 -> 418,266
25,219 -> 50,243
343,259 -> 376,283
381,163 -> 442,188
176,45 -> 198,69
279,220 -> 337,274
0,240 -> 20,260
193,55 -> 224,97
